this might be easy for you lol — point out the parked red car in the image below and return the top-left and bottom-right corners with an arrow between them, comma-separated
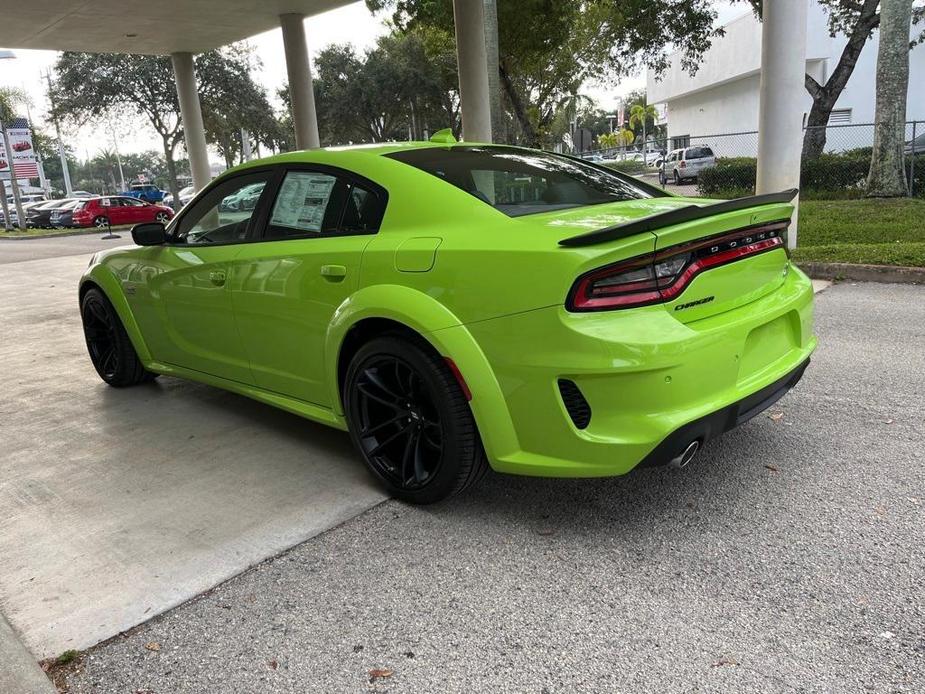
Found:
71,196 -> 174,228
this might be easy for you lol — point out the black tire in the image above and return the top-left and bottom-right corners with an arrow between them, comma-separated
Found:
658,171 -> 667,186
81,287 -> 156,387
155,212 -> 170,224
343,335 -> 488,504
93,215 -> 110,228
673,169 -> 682,185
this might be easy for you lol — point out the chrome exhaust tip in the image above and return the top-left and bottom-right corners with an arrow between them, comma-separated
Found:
668,439 -> 700,469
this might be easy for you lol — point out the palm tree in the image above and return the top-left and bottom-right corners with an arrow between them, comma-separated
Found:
628,101 -> 657,150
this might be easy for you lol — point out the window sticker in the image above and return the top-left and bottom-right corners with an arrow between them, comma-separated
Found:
271,172 -> 336,233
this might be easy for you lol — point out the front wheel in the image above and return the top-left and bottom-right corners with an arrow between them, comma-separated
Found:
673,169 -> 682,185
155,212 -> 170,224
81,287 -> 157,387
343,336 -> 488,504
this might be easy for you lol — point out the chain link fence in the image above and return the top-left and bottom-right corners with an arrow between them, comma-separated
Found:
581,121 -> 924,199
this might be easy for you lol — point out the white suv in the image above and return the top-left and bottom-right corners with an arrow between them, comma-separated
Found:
659,146 -> 715,185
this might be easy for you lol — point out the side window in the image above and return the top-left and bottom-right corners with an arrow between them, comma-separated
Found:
265,170 -> 384,239
340,183 -> 385,233
173,172 -> 273,245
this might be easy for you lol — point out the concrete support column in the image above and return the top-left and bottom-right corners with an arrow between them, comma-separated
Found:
280,13 -> 320,150
453,0 -> 492,142
756,0 -> 807,248
171,52 -> 211,191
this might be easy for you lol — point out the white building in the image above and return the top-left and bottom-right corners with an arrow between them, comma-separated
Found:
647,3 -> 925,155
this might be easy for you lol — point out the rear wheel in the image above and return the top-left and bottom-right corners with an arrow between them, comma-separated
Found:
344,335 -> 488,504
93,215 -> 110,228
81,287 -> 156,387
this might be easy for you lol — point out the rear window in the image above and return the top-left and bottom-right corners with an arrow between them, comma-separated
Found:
686,147 -> 714,159
386,145 -> 653,217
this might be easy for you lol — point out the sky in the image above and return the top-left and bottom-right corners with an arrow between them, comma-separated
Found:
0,1 -> 745,163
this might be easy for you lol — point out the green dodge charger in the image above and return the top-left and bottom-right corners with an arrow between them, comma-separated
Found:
79,135 -> 816,503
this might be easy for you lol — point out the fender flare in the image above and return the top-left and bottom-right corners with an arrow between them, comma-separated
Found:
79,265 -> 154,365
325,284 -> 520,462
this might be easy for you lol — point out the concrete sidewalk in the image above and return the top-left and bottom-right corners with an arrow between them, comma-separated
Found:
0,251 -> 386,659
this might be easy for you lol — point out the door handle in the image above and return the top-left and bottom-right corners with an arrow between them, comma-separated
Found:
321,264 -> 347,280
209,270 -> 226,286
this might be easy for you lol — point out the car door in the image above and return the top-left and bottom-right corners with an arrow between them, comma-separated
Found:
124,169 -> 277,383
231,165 -> 387,406
120,197 -> 146,224
100,197 -> 126,225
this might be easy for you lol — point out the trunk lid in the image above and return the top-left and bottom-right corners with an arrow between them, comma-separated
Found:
649,200 -> 793,322
545,195 -> 794,322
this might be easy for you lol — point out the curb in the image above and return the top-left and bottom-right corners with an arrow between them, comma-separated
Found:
797,262 -> 925,285
0,614 -> 56,694
0,229 -> 128,241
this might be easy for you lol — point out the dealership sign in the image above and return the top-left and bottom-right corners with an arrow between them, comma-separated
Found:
0,126 -> 39,179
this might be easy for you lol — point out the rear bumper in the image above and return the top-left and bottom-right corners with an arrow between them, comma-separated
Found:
464,264 -> 816,478
636,357 -> 808,468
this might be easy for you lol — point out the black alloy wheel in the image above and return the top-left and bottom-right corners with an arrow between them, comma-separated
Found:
344,336 -> 488,504
80,287 -> 156,387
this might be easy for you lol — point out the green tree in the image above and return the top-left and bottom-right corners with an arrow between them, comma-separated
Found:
312,28 -> 461,145
52,47 -> 276,200
367,0 -> 720,147
628,101 -> 657,149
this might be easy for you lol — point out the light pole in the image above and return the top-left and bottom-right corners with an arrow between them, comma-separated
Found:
107,118 -> 126,191
0,50 -> 26,231
44,69 -> 73,196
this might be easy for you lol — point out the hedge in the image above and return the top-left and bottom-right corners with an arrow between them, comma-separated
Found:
603,159 -> 649,175
697,153 -> 925,199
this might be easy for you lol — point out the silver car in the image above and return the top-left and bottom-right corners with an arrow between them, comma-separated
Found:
659,145 -> 715,185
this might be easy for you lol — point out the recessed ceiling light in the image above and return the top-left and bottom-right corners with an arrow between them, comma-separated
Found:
125,33 -> 138,38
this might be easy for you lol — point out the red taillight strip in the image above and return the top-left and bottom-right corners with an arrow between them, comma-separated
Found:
658,236 -> 783,302
568,221 -> 789,312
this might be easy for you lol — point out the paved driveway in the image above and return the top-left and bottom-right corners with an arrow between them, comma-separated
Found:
0,238 -> 386,658
57,281 -> 925,693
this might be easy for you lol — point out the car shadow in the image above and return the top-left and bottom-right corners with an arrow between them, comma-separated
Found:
416,421 -> 794,541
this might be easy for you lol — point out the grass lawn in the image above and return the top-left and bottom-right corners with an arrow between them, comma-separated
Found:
792,198 -> 925,267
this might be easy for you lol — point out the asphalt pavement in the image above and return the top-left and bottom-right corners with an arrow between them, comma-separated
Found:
57,281 -> 925,693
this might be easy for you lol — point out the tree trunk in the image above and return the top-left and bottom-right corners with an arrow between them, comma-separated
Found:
801,0 -> 881,160
162,136 -> 180,205
482,0 -> 506,144
867,0 -> 913,197
498,61 -> 538,147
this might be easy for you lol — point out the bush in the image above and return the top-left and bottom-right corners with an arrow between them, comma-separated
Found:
697,153 -> 925,199
604,159 -> 648,175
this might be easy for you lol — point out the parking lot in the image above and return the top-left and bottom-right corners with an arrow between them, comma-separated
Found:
2,237 -> 923,692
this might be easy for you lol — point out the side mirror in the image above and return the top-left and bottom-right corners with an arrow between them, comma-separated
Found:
132,222 -> 167,246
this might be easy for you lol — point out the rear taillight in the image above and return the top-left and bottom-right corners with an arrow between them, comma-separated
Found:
567,221 -> 789,312
679,160 -> 686,168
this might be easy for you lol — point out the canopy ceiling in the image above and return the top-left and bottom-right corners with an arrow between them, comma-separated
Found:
0,0 -> 355,55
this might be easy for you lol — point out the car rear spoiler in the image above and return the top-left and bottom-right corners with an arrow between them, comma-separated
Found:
558,188 -> 799,248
